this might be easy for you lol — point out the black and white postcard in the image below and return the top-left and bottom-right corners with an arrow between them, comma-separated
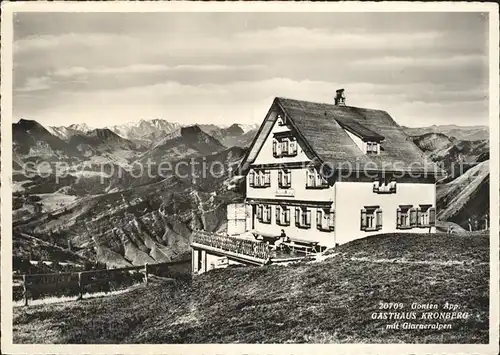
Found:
1,1 -> 499,354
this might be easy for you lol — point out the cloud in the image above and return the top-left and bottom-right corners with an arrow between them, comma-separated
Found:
351,54 -> 487,68
14,33 -> 133,53
233,27 -> 443,51
14,77 -> 488,128
16,76 -> 52,92
12,13 -> 489,128
52,63 -> 265,77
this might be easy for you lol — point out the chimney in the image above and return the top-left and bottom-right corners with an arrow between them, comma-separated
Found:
335,88 -> 346,106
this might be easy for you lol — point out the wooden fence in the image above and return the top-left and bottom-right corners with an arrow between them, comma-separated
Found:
17,259 -> 190,306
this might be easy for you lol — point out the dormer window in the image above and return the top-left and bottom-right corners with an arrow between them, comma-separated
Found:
366,141 -> 379,154
373,176 -> 396,194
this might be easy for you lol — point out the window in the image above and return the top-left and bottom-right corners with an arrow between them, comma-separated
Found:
397,205 -> 417,229
250,170 -> 271,188
258,204 -> 272,224
281,139 -> 289,153
373,177 -> 396,193
276,205 -> 291,226
361,206 -> 382,231
306,168 -> 328,188
277,114 -> 286,126
366,141 -> 379,154
278,169 -> 292,188
273,136 -> 298,157
295,207 -> 311,228
417,205 -> 436,228
317,208 -> 335,231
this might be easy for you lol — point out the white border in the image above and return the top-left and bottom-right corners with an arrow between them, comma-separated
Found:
1,2 -> 499,354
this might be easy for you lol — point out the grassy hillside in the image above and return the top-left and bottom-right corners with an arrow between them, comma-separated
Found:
437,160 -> 489,229
13,232 -> 489,344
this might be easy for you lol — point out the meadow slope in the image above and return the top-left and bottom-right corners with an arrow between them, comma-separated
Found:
13,232 -> 489,344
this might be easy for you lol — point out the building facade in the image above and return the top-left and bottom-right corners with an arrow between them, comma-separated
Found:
237,90 -> 441,247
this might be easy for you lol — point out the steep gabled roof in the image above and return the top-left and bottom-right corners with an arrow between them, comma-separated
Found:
240,97 -> 444,175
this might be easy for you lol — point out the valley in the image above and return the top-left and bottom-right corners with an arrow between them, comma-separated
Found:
12,119 -> 489,272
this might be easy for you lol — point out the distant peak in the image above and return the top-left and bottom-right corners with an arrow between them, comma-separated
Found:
14,118 -> 46,131
87,128 -> 119,139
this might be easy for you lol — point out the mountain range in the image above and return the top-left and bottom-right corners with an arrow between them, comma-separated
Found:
12,118 -> 490,270
402,124 -> 488,141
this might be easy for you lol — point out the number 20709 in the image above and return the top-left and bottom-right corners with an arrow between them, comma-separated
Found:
378,302 -> 404,310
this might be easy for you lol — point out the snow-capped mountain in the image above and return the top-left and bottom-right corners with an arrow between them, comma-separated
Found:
46,123 -> 92,140
237,123 -> 260,133
109,119 -> 181,146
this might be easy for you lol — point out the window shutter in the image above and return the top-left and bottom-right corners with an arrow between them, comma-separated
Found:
329,210 -> 335,230
249,171 -> 254,187
308,169 -> 315,187
295,207 -> 300,226
360,209 -> 367,230
316,209 -> 322,229
272,139 -> 277,156
376,209 -> 383,229
265,170 -> 270,186
306,209 -> 311,226
267,206 -> 272,223
278,170 -> 283,187
416,208 -> 422,226
285,208 -> 290,224
257,205 -> 262,219
275,206 -> 280,223
287,170 -> 291,186
396,208 -> 402,228
410,208 -> 417,227
291,139 -> 297,154
429,207 -> 436,226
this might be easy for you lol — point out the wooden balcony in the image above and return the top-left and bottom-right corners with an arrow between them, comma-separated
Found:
191,230 -> 272,265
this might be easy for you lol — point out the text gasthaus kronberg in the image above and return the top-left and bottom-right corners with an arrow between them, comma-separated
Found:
371,301 -> 470,330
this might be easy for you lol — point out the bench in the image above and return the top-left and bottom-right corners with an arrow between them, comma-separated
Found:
282,238 -> 323,255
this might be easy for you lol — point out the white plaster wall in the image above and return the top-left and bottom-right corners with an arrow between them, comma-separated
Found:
227,203 -> 246,235
334,181 -> 436,245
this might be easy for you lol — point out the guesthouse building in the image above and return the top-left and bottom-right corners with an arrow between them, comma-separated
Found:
192,89 -> 443,273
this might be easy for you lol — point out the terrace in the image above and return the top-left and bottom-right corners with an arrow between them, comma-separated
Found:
191,230 -> 306,266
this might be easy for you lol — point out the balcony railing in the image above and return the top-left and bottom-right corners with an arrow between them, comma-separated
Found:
192,231 -> 271,261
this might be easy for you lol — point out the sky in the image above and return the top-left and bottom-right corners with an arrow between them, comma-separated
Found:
13,12 -> 489,128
